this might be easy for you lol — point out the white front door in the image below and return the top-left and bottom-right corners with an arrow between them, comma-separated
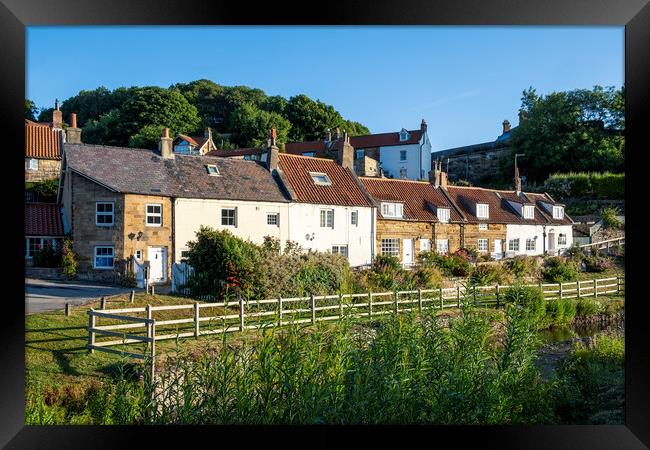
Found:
548,232 -> 556,254
403,239 -> 414,266
148,247 -> 167,283
493,239 -> 502,259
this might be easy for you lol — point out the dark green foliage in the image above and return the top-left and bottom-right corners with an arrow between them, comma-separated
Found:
575,298 -> 601,317
33,244 -> 62,268
506,86 -> 624,183
552,334 -> 624,424
544,172 -> 624,200
61,237 -> 77,279
25,179 -> 59,203
468,264 -> 511,286
418,250 -> 472,277
502,284 -> 546,325
25,98 -> 38,121
228,103 -> 291,147
505,255 -> 538,279
601,206 -> 623,229
542,257 -> 578,282
583,255 -> 613,273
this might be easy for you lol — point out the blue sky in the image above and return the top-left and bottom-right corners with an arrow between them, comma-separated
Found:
26,26 -> 623,150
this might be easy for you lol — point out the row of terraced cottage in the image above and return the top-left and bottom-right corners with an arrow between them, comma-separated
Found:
54,120 -> 572,285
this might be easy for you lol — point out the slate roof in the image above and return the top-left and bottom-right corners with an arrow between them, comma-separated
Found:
360,178 -> 463,222
277,154 -> 372,207
25,120 -> 63,160
206,147 -> 263,157
25,202 -> 64,236
64,144 -> 289,203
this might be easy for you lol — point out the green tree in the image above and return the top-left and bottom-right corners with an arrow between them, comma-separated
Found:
25,99 -> 38,121
229,103 -> 291,148
172,79 -> 225,129
285,94 -> 346,142
505,86 -> 624,182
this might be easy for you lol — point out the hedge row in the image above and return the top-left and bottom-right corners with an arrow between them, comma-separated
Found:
543,172 -> 624,200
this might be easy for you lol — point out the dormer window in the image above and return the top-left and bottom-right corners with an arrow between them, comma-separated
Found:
523,205 -> 535,219
310,172 -> 331,186
476,203 -> 489,219
553,206 -> 564,219
437,208 -> 450,223
399,129 -> 409,142
206,164 -> 220,176
381,202 -> 404,218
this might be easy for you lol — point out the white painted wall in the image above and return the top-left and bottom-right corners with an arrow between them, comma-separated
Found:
505,224 -> 574,257
379,133 -> 430,180
174,198 -> 290,263
287,203 -> 374,267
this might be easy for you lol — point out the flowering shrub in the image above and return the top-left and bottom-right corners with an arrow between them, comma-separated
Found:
541,257 -> 578,282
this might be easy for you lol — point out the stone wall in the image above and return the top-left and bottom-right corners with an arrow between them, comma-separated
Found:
461,223 -> 508,254
436,146 -> 511,184
376,219 -> 464,262
25,158 -> 61,182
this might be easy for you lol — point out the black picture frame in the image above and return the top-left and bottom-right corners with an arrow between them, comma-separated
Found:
2,1 -> 648,447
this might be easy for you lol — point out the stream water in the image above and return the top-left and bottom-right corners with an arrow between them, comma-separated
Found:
535,319 -> 624,379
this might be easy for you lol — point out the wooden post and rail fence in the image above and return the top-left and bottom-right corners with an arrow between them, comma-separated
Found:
87,275 -> 624,375
577,236 -> 625,255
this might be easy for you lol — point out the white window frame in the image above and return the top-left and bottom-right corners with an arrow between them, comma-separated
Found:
553,206 -> 564,219
320,209 -> 334,228
95,201 -> 114,226
437,208 -> 450,223
558,233 -> 567,245
477,239 -> 489,252
27,158 -> 39,171
310,172 -> 332,186
399,150 -> 407,162
206,164 -> 220,176
479,223 -> 488,231
221,208 -> 237,227
525,238 -> 536,251
381,202 -> 404,219
476,203 -> 489,219
331,245 -> 349,258
351,211 -> 358,226
93,246 -> 115,269
435,239 -> 449,254
508,239 -> 520,252
146,203 -> 162,227
420,238 -> 431,252
25,237 -> 60,259
381,238 -> 400,257
267,213 -> 279,226
523,205 -> 535,219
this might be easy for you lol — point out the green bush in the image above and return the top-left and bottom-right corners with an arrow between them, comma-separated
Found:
544,172 -> 624,200
601,207 -> 622,229
502,284 -> 546,324
583,255 -> 613,273
545,299 -> 565,324
61,237 -> 77,279
505,255 -> 538,278
576,298 -> 600,317
542,257 -> 578,282
25,179 -> 59,202
33,243 -> 62,268
561,299 -> 577,324
417,250 -> 471,277
468,264 -> 512,286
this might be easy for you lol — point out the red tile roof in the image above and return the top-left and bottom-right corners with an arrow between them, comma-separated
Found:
445,186 -> 527,224
360,178 -> 463,222
284,141 -> 329,157
25,120 -> 63,160
176,134 -> 199,146
206,147 -> 261,157
350,129 -> 423,148
278,154 -> 372,207
522,192 -> 574,225
25,203 -> 64,236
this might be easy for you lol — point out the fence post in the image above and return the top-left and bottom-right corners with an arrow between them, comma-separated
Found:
150,320 -> 156,381
239,292 -> 245,331
439,287 -> 443,309
278,297 -> 283,326
559,283 -> 563,300
394,290 -> 398,314
577,281 -> 581,299
539,282 -> 543,299
368,291 -> 373,317
194,302 -> 200,338
65,302 -> 71,317
594,279 -> 598,298
418,288 -> 423,312
130,290 -> 135,304
87,309 -> 95,353
495,284 -> 500,308
151,285 -> 155,297
617,276 -> 621,295
146,304 -> 152,351
473,285 -> 477,304
457,285 -> 461,308
339,293 -> 343,318
310,294 -> 316,324
101,297 -> 106,310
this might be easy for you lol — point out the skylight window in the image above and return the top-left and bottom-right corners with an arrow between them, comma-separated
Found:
310,172 -> 331,186
206,164 -> 220,176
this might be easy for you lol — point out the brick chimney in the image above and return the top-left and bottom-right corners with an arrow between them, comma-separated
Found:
421,118 -> 427,132
336,130 -> 354,170
66,113 -> 82,144
502,119 -> 511,134
159,127 -> 174,159
429,160 -> 448,188
266,128 -> 279,171
52,99 -> 63,130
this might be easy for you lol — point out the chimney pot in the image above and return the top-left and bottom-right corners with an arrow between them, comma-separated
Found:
70,113 -> 77,128
159,127 -> 174,159
163,127 -> 170,138
66,112 -> 82,144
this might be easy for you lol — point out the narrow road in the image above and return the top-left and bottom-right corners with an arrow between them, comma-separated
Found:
25,278 -> 142,314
